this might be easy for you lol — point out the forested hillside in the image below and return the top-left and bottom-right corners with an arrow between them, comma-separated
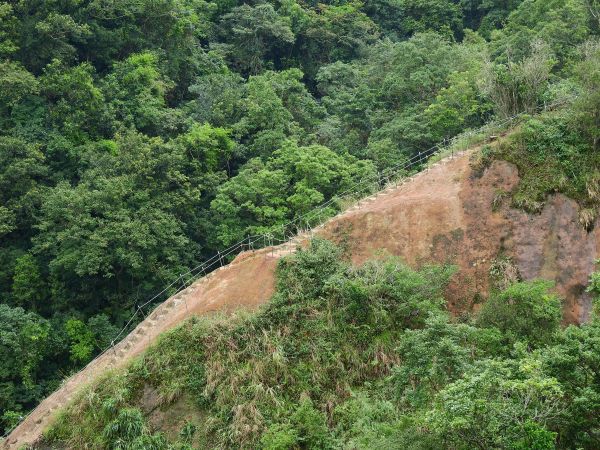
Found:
1,0 -> 599,437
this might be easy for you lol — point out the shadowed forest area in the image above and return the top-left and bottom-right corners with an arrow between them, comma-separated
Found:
1,0 -> 600,443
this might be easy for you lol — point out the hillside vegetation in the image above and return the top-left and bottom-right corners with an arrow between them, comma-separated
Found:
1,0 -> 600,438
47,239 -> 600,449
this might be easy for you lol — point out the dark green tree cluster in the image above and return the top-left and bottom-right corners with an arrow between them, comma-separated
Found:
47,240 -> 600,449
0,0 -> 598,433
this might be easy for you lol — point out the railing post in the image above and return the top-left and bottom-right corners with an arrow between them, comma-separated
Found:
136,303 -> 146,320
179,274 -> 189,313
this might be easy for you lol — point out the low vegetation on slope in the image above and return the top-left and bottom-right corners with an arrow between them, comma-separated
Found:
46,240 -> 600,449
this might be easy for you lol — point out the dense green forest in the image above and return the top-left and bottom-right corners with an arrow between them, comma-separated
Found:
1,0 -> 600,438
48,239 -> 600,449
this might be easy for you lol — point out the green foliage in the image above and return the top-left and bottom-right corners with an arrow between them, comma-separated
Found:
481,39 -> 556,117
87,314 -> 120,351
47,240 -> 600,449
589,270 -> 600,297
393,0 -> 464,38
540,322 -> 600,448
0,2 -> 19,57
477,280 -> 562,348
477,107 -> 600,227
0,305 -> 50,390
0,61 -> 38,111
103,408 -> 148,448
179,421 -> 197,444
427,358 -> 562,449
209,143 -> 374,246
40,59 -> 106,143
0,137 -> 46,231
65,319 -> 94,364
0,207 -> 16,238
260,398 -> 335,449
0,304 -> 66,432
49,240 -> 457,448
102,52 -> 174,136
424,66 -> 492,140
572,39 -> 600,150
587,262 -> 600,317
260,422 -> 299,450
317,32 -> 491,160
177,123 -> 234,173
32,129 -> 211,314
491,0 -> 590,65
100,407 -> 172,449
390,314 -> 493,407
294,2 -> 379,79
11,253 -> 44,309
220,4 -> 295,75
461,0 -> 525,38
331,392 -> 404,449
25,11 -> 92,72
289,398 -> 334,449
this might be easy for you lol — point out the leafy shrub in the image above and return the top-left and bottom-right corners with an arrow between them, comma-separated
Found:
48,240 -> 600,450
477,280 -> 562,348
427,358 -> 562,450
391,315 -> 480,407
478,109 -> 600,224
102,408 -> 147,449
289,398 -> 334,449
260,423 -> 299,450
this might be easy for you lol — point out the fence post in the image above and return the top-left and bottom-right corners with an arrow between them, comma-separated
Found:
136,303 -> 146,320
179,274 -> 189,313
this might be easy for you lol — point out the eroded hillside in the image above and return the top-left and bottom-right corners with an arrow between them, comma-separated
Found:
323,152 -> 599,323
4,139 -> 599,449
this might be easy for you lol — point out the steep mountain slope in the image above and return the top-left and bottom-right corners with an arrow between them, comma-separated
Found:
323,153 -> 598,323
3,141 -> 599,449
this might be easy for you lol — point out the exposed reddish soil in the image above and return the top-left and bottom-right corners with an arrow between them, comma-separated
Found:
321,155 -> 598,322
4,148 -> 598,449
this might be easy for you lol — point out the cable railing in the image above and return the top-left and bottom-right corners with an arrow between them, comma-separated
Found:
1,96 -> 576,442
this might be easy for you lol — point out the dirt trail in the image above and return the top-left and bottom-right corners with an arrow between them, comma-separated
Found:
3,147 -> 598,449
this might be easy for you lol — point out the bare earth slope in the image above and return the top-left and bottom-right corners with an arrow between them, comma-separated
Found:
4,148 -> 599,449
322,154 -> 599,323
